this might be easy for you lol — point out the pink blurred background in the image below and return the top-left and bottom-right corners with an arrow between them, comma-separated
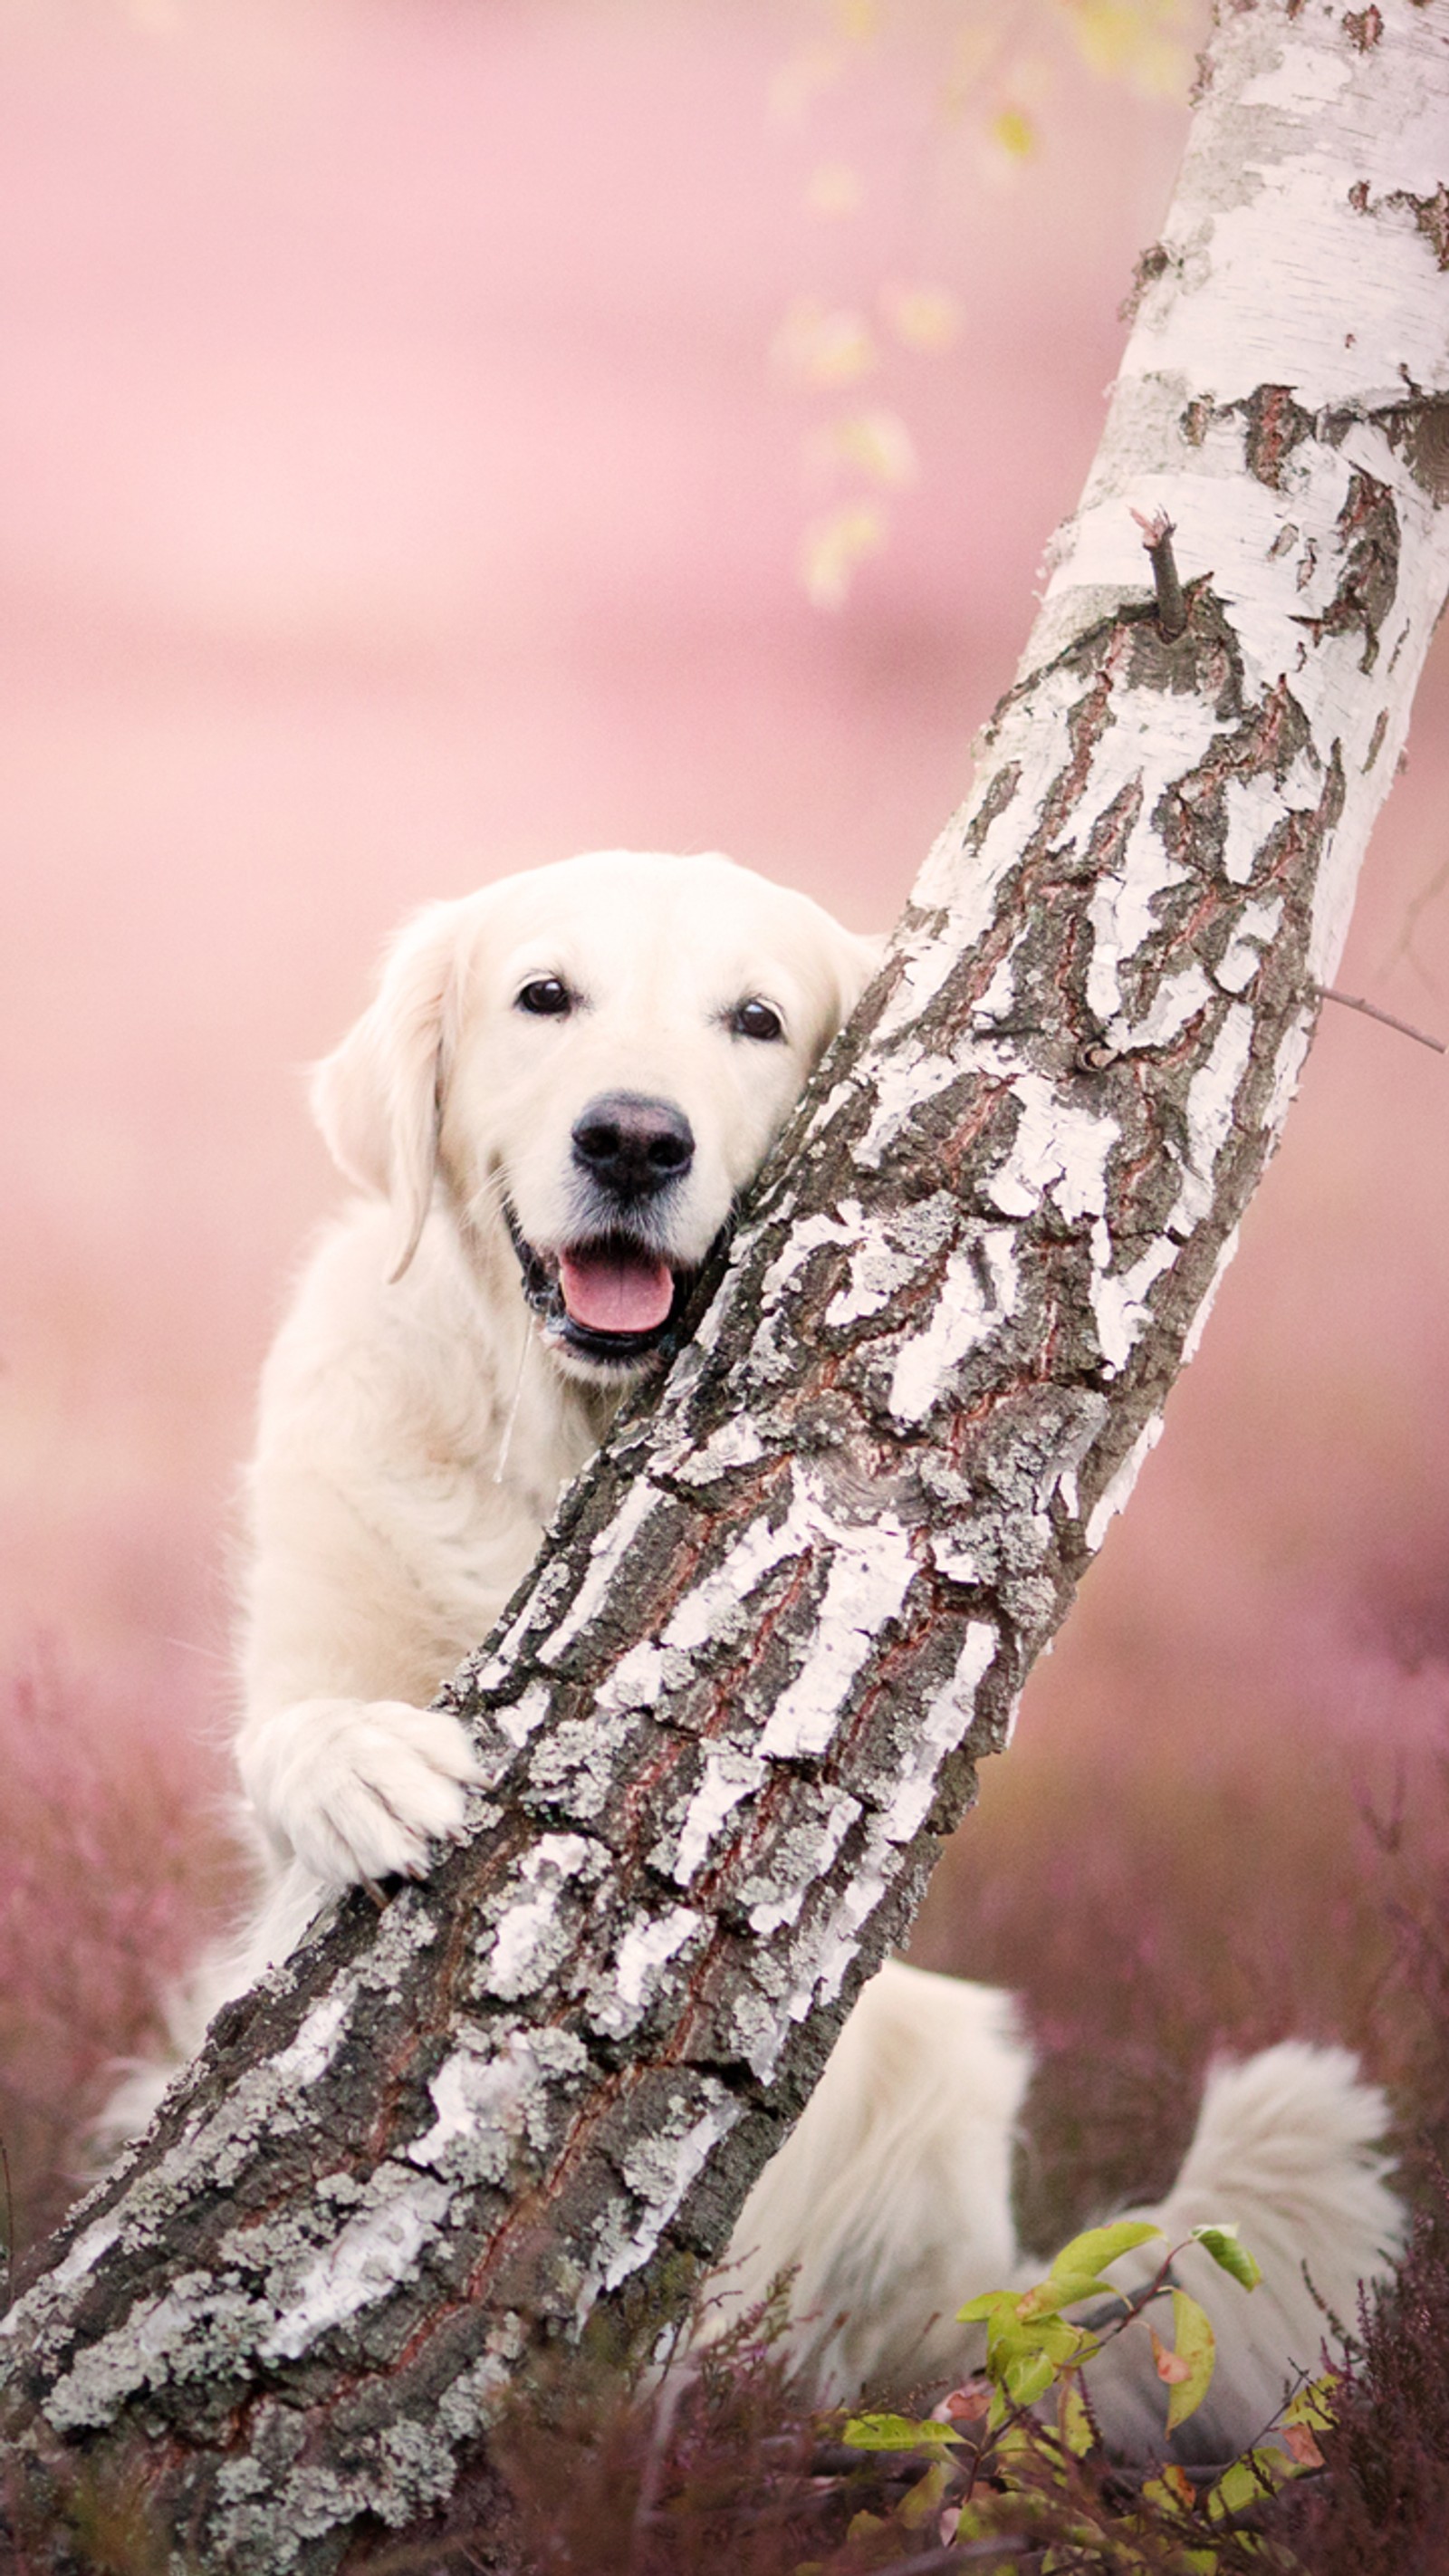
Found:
4,0 -> 1449,2244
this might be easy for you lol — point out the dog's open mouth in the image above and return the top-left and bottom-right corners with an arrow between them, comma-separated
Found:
504,1206 -> 697,1365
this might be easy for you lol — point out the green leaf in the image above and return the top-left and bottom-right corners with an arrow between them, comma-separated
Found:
999,2312 -> 1087,2365
1003,2345 -> 1059,2407
1016,2269 -> 1120,2317
1040,2315 -> 1091,2366
1189,2223 -> 1264,2292
1162,2290 -> 1217,2433
845,2507 -> 888,2543
1046,2220 -> 1163,2283
1281,2373 -> 1338,2432
993,2418 -> 1038,2457
1058,2376 -> 1094,2459
957,2287 -> 1022,2324
1141,2462 -> 1196,2514
841,2412 -> 962,2452
898,2460 -> 950,2530
1206,2453 -> 1271,2519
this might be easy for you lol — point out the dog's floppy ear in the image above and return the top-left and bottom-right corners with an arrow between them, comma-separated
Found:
826,928 -> 888,1037
311,897 -> 474,1283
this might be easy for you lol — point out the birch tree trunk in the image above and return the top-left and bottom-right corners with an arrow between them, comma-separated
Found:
5,2 -> 1449,2565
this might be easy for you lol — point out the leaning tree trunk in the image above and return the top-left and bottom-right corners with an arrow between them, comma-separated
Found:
5,1 -> 1449,2565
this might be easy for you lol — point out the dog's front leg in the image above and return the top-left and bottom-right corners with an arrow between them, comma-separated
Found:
235,1694 -> 485,1886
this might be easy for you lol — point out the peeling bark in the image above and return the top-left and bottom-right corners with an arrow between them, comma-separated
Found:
5,0 -> 1449,2565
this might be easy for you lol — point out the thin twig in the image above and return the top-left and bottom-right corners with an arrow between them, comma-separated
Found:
1382,849 -> 1449,987
1131,506 -> 1188,640
1315,984 -> 1446,1054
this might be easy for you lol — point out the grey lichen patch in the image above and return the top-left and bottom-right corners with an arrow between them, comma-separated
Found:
648,1735 -> 767,1888
434,2316 -> 528,2446
677,1946 -> 798,2083
581,1902 -> 709,2043
564,2070 -> 744,2303
521,1703 -> 658,1829
43,2272 -> 268,2434
258,2168 -> 454,2363
352,1884 -> 442,1990
472,1831 -> 610,2003
728,1779 -> 865,1937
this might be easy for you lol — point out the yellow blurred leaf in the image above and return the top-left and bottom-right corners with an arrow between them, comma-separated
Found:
774,298 -> 877,388
800,502 -> 887,608
882,282 -> 963,353
1056,0 -> 1191,94
991,104 -> 1036,159
806,161 -> 863,217
832,0 -> 878,39
814,408 -> 916,486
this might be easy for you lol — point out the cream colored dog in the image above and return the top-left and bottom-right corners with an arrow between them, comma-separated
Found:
238,847 -> 879,1899
109,849 -> 1401,2454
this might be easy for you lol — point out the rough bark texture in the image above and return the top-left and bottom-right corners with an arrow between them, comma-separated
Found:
5,1 -> 1449,2565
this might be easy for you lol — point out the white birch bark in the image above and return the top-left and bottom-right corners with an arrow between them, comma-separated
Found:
4,3 -> 1448,2565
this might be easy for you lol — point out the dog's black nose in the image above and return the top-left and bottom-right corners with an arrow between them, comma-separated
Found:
571,1092 -> 695,1199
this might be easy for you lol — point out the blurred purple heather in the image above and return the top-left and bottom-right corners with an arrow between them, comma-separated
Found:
4,0 -> 1449,2299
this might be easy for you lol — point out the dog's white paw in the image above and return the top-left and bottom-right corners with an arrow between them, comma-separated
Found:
238,1697 -> 485,1886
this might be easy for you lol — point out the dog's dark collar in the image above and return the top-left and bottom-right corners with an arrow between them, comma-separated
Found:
503,1202 -> 701,1370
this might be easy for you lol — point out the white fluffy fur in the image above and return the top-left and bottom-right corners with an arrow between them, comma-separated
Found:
716,1966 -> 1032,2397
1075,2040 -> 1405,2457
105,848 -> 1402,2456
727,1975 -> 1403,2451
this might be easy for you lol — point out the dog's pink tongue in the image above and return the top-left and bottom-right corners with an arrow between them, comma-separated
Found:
559,1247 -> 674,1334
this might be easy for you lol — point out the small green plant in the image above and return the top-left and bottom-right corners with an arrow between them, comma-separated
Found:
401,2214 -> 1370,2573
834,2219 -> 1337,2571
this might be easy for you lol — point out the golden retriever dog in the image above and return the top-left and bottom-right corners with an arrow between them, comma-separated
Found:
106,850 -> 1401,2451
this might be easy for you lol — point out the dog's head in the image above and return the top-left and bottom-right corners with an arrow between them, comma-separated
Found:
312,850 -> 882,1380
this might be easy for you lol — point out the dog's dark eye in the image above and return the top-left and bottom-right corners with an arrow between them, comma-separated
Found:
731,998 -> 785,1043
516,976 -> 573,1018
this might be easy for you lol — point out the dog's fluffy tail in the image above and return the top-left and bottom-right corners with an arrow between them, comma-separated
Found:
1073,2042 -> 1405,2462
707,1972 -> 1403,2459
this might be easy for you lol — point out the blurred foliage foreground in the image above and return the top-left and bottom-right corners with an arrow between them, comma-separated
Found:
4,1650 -> 1449,2572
